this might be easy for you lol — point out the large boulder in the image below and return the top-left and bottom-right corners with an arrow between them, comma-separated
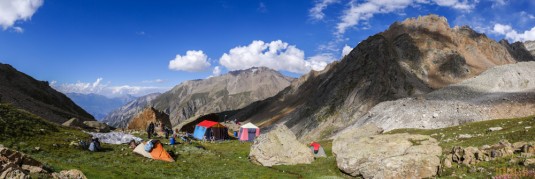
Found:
249,124 -> 314,166
62,118 -> 86,128
332,123 -> 383,157
334,133 -> 442,178
83,121 -> 111,132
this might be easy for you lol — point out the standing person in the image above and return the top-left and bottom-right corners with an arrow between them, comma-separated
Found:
147,122 -> 155,139
164,126 -> 170,139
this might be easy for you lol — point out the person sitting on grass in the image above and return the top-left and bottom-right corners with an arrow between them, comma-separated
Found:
89,138 -> 101,152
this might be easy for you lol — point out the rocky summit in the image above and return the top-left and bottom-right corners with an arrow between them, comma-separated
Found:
151,67 -> 293,127
227,14 -> 530,141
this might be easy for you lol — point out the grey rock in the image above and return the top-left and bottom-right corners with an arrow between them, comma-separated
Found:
82,121 -> 110,132
334,133 -> 441,178
249,124 -> 314,166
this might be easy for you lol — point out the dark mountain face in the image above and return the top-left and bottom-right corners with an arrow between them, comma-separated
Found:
225,15 -> 531,141
0,63 -> 94,123
66,93 -> 136,120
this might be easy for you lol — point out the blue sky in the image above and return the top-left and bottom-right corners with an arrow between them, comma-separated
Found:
0,0 -> 534,97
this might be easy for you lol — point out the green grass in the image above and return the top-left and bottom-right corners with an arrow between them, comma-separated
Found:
0,103 -> 348,178
387,115 -> 535,178
3,101 -> 535,178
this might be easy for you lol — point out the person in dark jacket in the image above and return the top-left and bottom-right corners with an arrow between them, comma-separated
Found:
147,122 -> 155,139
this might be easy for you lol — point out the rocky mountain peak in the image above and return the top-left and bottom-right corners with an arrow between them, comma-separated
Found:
228,66 -> 279,76
226,14 -> 528,142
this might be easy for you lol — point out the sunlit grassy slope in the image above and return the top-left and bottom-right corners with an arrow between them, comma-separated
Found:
0,103 -> 347,178
2,102 -> 535,178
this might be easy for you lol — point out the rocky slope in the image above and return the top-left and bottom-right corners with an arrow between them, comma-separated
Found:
152,67 -> 293,126
0,63 -> 94,123
348,61 -> 535,132
127,107 -> 171,130
101,93 -> 160,128
525,40 -> 535,56
499,40 -> 535,61
66,93 -> 135,120
226,15 -> 528,141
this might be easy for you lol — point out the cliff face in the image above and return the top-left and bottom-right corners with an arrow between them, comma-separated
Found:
151,67 -> 293,126
0,63 -> 94,124
227,15 -> 528,141
524,40 -> 535,56
127,107 -> 171,130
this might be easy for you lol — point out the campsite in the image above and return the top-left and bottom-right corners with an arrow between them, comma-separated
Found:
0,117 -> 338,178
2,1 -> 535,178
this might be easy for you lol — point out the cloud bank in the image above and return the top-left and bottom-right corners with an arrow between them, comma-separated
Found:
493,23 -> 535,42
309,0 -> 478,35
0,0 -> 44,31
51,78 -> 170,97
168,50 -> 211,72
219,40 -> 335,74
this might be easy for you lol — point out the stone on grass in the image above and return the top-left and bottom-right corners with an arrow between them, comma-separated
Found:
249,124 -> 314,167
334,133 -> 441,178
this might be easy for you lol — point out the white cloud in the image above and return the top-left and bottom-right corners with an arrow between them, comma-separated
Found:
335,0 -> 478,35
220,40 -> 335,74
310,0 -> 339,20
168,50 -> 211,72
493,23 -> 535,42
107,85 -> 168,97
0,0 -> 43,30
51,78 -> 170,97
341,45 -> 352,57
11,26 -> 23,33
212,66 -> 221,76
306,53 -> 337,71
141,79 -> 165,83
52,78 -> 106,94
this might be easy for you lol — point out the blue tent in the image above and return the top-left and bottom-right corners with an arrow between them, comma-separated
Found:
192,120 -> 228,140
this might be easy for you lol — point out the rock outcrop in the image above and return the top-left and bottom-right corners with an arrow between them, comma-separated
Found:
0,63 -> 94,124
446,140 -> 535,167
524,40 -> 535,56
334,133 -> 442,178
102,93 -> 161,128
82,121 -> 111,133
226,14 -> 525,141
62,118 -> 85,128
500,40 -> 535,61
127,107 -> 171,132
351,61 -> 535,131
249,124 -> 314,166
0,146 -> 86,179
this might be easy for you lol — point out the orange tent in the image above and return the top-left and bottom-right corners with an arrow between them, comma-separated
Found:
133,140 -> 174,162
150,141 -> 175,162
